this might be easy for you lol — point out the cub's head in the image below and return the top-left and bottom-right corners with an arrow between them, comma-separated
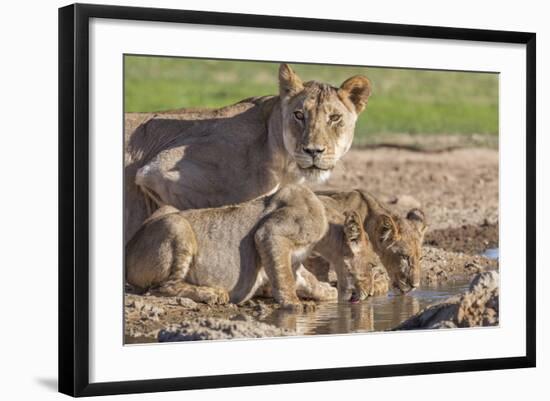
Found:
342,210 -> 379,303
278,64 -> 371,183
372,209 -> 427,294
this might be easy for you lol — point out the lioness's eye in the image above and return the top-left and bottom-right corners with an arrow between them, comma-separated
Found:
294,110 -> 305,121
329,114 -> 342,122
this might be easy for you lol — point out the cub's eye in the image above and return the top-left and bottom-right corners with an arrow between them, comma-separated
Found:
329,114 -> 342,122
294,110 -> 305,121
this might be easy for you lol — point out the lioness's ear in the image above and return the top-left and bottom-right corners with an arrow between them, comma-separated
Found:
338,75 -> 372,113
279,64 -> 303,98
407,208 -> 427,237
377,214 -> 398,245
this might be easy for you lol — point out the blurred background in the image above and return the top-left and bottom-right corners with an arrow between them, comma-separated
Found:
124,56 -> 498,147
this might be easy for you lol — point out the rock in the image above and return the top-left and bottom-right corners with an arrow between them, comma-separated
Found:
430,321 -> 458,329
177,297 -> 198,308
464,261 -> 484,274
394,271 -> 499,330
457,271 -> 499,327
158,317 -> 295,342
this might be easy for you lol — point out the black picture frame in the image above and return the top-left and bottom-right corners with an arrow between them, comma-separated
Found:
58,3 -> 536,397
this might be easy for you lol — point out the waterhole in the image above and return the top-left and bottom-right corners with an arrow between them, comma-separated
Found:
481,248 -> 499,260
260,279 -> 471,335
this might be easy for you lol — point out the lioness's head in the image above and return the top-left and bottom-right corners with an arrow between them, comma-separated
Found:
278,64 -> 372,183
372,208 -> 427,294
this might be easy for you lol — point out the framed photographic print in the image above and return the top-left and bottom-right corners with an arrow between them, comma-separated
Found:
58,3 -> 536,397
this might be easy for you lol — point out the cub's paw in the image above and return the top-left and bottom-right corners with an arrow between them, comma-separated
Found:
279,301 -> 316,312
278,297 -> 302,311
315,282 -> 338,301
202,288 -> 230,305
324,285 -> 338,301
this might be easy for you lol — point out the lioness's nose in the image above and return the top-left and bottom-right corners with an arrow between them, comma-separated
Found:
302,146 -> 326,157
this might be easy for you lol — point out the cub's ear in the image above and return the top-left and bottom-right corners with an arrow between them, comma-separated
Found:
344,210 -> 361,224
279,64 -> 303,98
338,75 -> 372,113
376,214 -> 398,245
406,208 -> 427,236
343,210 -> 363,244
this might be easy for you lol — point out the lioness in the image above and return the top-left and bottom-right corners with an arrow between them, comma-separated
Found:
315,190 -> 427,296
125,64 -> 371,243
126,185 -> 380,306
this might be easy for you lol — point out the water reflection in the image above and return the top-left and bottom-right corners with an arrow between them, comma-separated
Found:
265,302 -> 374,335
262,280 -> 469,335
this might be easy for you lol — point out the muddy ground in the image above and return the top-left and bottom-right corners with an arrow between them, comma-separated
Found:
125,138 -> 499,342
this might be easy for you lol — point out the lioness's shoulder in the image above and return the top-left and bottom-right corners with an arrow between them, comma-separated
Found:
236,95 -> 278,118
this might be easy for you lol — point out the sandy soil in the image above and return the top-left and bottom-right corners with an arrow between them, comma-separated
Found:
125,140 -> 499,342
315,146 -> 499,231
125,294 -> 309,343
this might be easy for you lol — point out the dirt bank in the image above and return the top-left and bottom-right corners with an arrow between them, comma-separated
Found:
125,294 -> 313,343
314,146 -> 498,231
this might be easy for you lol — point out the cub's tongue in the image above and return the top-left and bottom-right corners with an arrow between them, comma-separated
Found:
349,293 -> 360,304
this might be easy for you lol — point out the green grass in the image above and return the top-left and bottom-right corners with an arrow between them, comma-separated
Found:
124,56 -> 498,142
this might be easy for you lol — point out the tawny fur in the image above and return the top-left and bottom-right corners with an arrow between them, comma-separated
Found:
126,185 -> 333,307
342,211 -> 379,301
126,185 -> 390,307
124,64 -> 371,243
315,190 -> 427,295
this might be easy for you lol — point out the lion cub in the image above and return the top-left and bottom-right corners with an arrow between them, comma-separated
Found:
317,209 -> 391,301
342,211 -> 381,303
125,185 -> 384,305
315,189 -> 426,297
126,184 -> 377,307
